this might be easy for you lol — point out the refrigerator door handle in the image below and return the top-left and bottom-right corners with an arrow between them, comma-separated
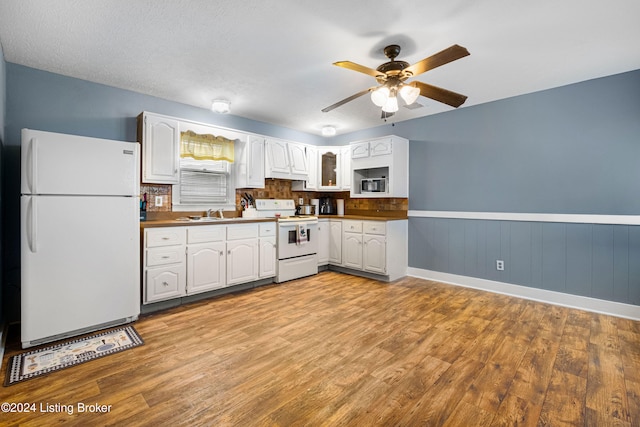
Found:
26,137 -> 39,194
27,196 -> 38,253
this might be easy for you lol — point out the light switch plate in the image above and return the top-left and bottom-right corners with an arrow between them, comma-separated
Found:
155,196 -> 163,207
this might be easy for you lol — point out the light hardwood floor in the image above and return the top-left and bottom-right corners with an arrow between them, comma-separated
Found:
1,271 -> 639,426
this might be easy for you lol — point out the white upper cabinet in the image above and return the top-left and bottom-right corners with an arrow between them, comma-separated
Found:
305,146 -> 318,190
288,143 -> 308,176
350,136 -> 408,198
370,139 -> 393,156
265,139 -> 309,180
236,135 -> 265,188
140,112 -> 180,184
341,146 -> 351,191
265,139 -> 290,175
351,138 -> 393,160
351,141 -> 370,159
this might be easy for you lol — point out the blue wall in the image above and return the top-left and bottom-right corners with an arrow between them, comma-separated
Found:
337,69 -> 640,308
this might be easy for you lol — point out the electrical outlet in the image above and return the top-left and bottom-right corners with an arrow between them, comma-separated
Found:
155,196 -> 163,207
496,260 -> 505,271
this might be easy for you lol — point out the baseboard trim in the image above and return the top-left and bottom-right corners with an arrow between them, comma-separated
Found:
407,267 -> 640,321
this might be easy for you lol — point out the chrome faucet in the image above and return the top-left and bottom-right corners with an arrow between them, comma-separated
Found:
218,209 -> 224,219
206,209 -> 215,218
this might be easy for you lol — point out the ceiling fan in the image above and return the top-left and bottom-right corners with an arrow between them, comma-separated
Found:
322,44 -> 470,118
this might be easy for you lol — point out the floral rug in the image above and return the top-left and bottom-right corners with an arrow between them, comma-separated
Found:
4,325 -> 143,386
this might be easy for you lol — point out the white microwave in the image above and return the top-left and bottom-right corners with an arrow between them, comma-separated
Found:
361,178 -> 387,193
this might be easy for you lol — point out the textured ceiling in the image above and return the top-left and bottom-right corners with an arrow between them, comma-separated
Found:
1,0 -> 639,136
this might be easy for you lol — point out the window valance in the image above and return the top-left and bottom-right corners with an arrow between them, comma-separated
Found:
180,130 -> 235,162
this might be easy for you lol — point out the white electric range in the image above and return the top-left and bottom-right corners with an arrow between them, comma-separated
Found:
254,199 -> 318,283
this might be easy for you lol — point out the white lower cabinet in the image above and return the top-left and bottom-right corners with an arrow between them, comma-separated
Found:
328,219 -> 407,281
187,242 -> 226,294
363,234 -> 386,274
317,219 -> 330,265
328,220 -> 343,264
226,224 -> 259,286
143,222 -> 275,304
227,239 -> 259,285
144,227 -> 187,303
259,237 -> 277,278
259,223 -> 277,278
146,265 -> 186,303
342,231 -> 363,269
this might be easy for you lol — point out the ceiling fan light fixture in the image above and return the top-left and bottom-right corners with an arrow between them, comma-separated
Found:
399,84 -> 420,105
211,99 -> 231,114
382,87 -> 399,113
370,86 -> 390,107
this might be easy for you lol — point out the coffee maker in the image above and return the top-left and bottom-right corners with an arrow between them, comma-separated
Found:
319,197 -> 336,215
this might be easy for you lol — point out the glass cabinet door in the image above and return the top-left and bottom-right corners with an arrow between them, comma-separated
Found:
320,151 -> 338,187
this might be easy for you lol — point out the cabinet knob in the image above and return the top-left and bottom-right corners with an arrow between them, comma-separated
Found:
220,252 -> 223,256
161,256 -> 170,259
162,281 -> 169,287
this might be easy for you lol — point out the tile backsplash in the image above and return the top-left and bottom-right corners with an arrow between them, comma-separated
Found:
141,179 -> 407,218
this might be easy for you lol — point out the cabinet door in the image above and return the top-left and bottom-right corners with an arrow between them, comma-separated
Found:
187,242 -> 226,294
265,139 -> 290,174
329,221 -> 342,264
370,139 -> 393,156
259,236 -> 277,278
317,220 -> 330,265
227,239 -> 259,285
363,235 -> 386,274
145,264 -> 186,303
305,146 -> 318,190
288,143 -> 308,176
351,141 -> 370,159
342,232 -> 363,269
341,146 -> 351,190
142,113 -> 180,184
319,149 -> 339,189
247,136 -> 265,188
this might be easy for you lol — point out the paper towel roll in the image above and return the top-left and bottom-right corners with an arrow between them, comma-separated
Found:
336,199 -> 344,216
311,199 -> 320,215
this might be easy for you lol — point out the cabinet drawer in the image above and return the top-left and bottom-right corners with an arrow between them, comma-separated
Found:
146,227 -> 186,247
227,224 -> 259,240
363,221 -> 386,235
259,222 -> 276,237
343,220 -> 363,233
146,246 -> 184,266
187,225 -> 225,244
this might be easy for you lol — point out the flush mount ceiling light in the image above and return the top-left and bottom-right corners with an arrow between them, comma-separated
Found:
321,125 -> 337,137
211,99 -> 231,114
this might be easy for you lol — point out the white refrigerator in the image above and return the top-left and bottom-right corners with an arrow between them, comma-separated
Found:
20,129 -> 140,348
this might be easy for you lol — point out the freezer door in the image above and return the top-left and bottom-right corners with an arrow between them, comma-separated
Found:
21,195 -> 140,345
21,129 -> 139,196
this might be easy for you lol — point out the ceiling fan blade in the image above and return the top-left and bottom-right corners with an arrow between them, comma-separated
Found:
322,87 -> 374,113
412,81 -> 468,108
404,44 -> 470,77
333,61 -> 384,79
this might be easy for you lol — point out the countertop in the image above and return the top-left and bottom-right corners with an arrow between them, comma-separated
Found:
316,215 -> 406,221
141,214 -> 406,228
140,217 -> 276,228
